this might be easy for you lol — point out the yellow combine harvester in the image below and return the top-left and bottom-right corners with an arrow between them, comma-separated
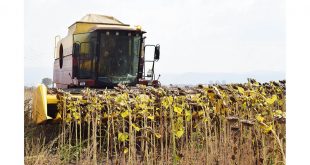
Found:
32,14 -> 161,124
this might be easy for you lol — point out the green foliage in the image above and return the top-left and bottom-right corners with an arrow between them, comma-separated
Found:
41,77 -> 53,87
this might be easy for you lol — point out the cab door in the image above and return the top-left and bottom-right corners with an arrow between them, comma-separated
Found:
73,33 -> 97,81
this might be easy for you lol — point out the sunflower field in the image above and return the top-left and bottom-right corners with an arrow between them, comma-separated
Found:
25,79 -> 286,165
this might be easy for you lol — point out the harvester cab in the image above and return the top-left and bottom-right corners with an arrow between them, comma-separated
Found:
32,14 -> 161,124
53,14 -> 160,89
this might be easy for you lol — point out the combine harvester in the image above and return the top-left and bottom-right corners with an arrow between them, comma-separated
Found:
32,14 -> 161,124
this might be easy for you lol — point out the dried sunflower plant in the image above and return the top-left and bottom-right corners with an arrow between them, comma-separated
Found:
25,79 -> 286,165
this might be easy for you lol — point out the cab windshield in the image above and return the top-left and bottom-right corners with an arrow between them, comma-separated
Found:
98,31 -> 141,84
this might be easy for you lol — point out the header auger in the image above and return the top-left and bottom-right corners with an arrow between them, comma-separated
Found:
32,14 -> 161,124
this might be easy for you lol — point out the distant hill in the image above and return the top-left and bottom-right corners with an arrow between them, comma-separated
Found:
24,67 -> 285,87
159,71 -> 285,85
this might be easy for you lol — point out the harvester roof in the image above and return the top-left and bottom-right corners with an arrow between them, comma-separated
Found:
68,14 -> 142,34
76,14 -> 127,25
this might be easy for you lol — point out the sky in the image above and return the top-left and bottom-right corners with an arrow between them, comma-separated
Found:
24,0 -> 285,86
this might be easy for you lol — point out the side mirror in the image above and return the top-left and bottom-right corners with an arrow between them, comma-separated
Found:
154,44 -> 160,60
73,43 -> 80,57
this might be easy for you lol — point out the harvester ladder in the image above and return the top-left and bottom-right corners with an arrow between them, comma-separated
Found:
143,44 -> 157,80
